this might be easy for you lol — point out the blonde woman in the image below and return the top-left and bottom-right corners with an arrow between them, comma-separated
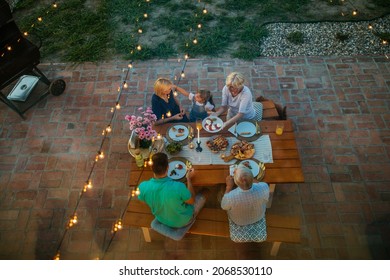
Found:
212,72 -> 257,128
152,78 -> 189,125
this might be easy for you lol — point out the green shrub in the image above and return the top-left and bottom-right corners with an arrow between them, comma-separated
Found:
287,31 -> 304,44
335,32 -> 349,41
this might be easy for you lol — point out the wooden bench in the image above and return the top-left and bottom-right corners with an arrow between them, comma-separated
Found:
123,199 -> 301,256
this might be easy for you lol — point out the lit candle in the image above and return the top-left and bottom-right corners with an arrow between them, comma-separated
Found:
166,111 -> 171,117
197,128 -> 200,143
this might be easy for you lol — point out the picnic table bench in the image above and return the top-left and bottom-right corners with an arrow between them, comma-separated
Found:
124,199 -> 301,256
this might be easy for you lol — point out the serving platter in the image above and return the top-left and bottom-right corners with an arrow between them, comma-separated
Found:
202,116 -> 223,133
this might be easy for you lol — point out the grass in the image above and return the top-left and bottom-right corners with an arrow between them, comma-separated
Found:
12,0 -> 390,62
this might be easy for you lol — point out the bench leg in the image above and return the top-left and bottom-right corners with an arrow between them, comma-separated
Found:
270,242 -> 281,256
266,184 -> 276,208
141,227 -> 151,242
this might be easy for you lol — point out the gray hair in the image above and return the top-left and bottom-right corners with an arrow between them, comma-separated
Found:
234,164 -> 253,190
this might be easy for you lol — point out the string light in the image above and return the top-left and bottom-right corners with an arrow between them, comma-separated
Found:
116,103 -> 120,109
37,17 -> 43,22
106,125 -> 112,133
54,252 -> 60,260
193,38 -> 198,44
138,28 -> 143,34
181,71 -> 186,78
352,9 -> 357,16
368,24 -> 373,30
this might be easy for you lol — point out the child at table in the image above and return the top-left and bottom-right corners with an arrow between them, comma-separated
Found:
178,89 -> 215,122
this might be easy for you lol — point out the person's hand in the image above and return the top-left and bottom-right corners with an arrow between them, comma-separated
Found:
186,168 -> 195,180
172,113 -> 183,120
225,175 -> 234,192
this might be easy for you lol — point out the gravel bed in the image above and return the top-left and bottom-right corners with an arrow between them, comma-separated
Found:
260,14 -> 390,57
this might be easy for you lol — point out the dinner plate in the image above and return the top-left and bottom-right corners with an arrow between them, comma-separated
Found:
202,116 -> 223,133
236,121 -> 256,138
236,158 -> 265,180
168,157 -> 189,181
167,124 -> 189,142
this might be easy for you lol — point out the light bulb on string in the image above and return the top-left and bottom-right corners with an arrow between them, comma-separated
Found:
135,188 -> 140,196
193,38 -> 198,44
53,3 -> 58,8
184,54 -> 189,60
98,151 -> 105,159
68,214 -> 78,228
144,13 -> 148,18
106,125 -> 112,133
23,31 -> 28,36
203,8 -> 207,14
128,62 -> 133,68
111,107 -> 114,113
173,90 -> 178,96
116,103 -> 120,109
383,40 -> 388,45
137,45 -> 142,51
83,180 -> 92,192
123,81 -> 128,88
138,28 -> 143,34
181,71 -> 186,78
54,252 -> 60,260
198,23 -> 202,29
352,9 -> 357,16
37,17 -> 43,22
7,46 -> 11,51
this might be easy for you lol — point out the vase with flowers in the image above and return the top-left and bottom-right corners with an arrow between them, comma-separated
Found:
126,107 -> 158,150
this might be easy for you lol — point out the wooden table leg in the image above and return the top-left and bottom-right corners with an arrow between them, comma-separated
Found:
270,241 -> 281,256
266,184 -> 276,208
141,227 -> 152,242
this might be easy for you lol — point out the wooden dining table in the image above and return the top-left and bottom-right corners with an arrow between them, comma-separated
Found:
128,119 -> 304,192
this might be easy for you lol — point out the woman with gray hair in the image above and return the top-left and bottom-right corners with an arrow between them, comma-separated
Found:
221,163 -> 269,242
212,72 -> 259,129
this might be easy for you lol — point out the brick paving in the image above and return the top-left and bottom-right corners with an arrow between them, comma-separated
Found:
0,56 -> 389,260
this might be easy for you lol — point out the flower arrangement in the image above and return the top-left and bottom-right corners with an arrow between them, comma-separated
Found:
125,107 -> 157,148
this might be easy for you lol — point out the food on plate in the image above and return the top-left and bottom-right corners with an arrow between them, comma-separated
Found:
175,163 -> 184,170
242,161 -> 252,169
166,142 -> 182,155
231,140 -> 255,159
240,132 -> 251,136
171,127 -> 177,132
204,117 -> 222,132
176,133 -> 185,137
169,169 -> 177,176
206,135 -> 229,153
178,128 -> 185,133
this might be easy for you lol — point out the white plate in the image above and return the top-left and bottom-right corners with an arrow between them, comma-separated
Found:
168,159 -> 187,180
202,116 -> 223,133
236,121 -> 256,138
237,159 -> 260,177
168,125 -> 189,141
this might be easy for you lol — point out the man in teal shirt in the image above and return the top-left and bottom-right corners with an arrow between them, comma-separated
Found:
138,153 -> 208,228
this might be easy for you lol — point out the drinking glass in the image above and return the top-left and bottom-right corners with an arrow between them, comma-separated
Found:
275,123 -> 284,135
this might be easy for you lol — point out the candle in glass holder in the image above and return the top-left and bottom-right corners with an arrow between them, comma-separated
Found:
166,111 -> 171,117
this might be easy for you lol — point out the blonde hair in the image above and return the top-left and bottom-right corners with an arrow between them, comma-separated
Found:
226,72 -> 245,88
154,78 -> 172,98
234,164 -> 254,190
197,89 -> 211,103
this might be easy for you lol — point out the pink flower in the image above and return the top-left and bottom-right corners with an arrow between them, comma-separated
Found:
125,107 -> 158,140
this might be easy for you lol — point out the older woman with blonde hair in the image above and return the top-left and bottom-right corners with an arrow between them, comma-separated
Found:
221,163 -> 269,242
152,78 -> 189,125
212,72 -> 259,128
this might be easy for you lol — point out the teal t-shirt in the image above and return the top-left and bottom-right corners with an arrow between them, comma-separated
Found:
138,177 -> 194,228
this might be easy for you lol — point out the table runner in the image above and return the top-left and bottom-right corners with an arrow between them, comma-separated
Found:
168,135 -> 273,165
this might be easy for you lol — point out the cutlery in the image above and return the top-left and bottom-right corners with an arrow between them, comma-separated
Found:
233,122 -> 237,136
255,122 -> 261,135
257,162 -> 265,180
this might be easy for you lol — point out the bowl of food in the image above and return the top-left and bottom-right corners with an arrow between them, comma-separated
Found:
165,141 -> 183,155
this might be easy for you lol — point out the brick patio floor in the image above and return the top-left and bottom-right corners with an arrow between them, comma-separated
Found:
0,56 -> 389,260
